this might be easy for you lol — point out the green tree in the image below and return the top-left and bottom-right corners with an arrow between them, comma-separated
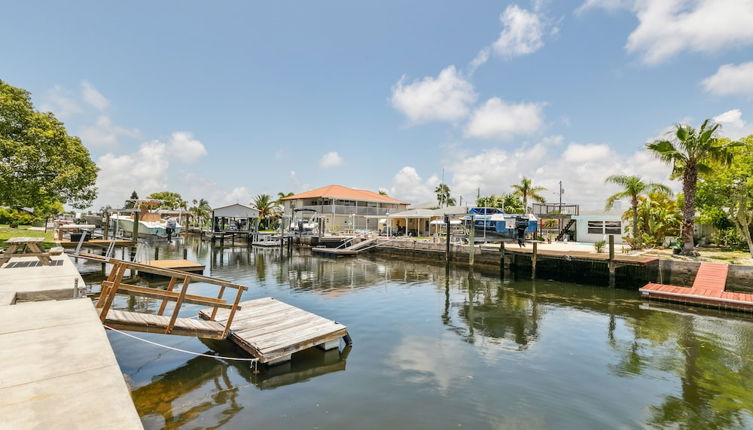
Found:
647,120 -> 740,255
0,80 -> 98,209
146,191 -> 187,210
252,194 -> 278,230
434,183 -> 451,207
274,191 -> 294,207
604,175 -> 672,243
124,190 -> 139,209
189,198 -> 211,227
477,194 -> 524,213
696,135 -> 753,257
512,177 -> 546,212
621,191 -> 682,247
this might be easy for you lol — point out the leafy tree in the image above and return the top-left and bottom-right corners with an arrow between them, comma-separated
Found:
604,175 -> 672,243
124,190 -> 139,209
189,198 -> 211,227
477,194 -> 524,213
378,189 -> 388,196
512,177 -> 546,212
434,184 -> 451,207
274,191 -> 294,207
696,135 -> 753,257
647,120 -> 740,255
146,191 -> 187,210
621,191 -> 682,247
0,80 -> 98,209
252,194 -> 279,230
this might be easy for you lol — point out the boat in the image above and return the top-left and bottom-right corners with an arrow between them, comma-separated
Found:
289,208 -> 320,235
111,201 -> 182,238
464,208 -> 538,239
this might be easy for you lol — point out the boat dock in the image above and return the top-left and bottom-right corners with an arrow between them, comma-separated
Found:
139,259 -> 205,276
0,255 -> 142,430
640,263 -> 753,311
200,297 -> 349,364
312,237 -> 378,257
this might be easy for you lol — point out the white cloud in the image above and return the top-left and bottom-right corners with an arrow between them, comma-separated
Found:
39,85 -> 82,118
575,0 -> 631,14
388,166 -> 440,203
391,66 -> 477,124
319,151 -> 344,168
492,5 -> 548,58
582,0 -> 753,64
469,4 -> 553,72
562,143 -> 612,163
702,62 -> 753,98
713,109 -> 753,139
465,97 -> 545,140
167,131 -> 207,163
80,81 -> 109,110
78,115 -> 139,148
222,186 -> 253,205
95,141 -> 169,206
435,137 -> 674,210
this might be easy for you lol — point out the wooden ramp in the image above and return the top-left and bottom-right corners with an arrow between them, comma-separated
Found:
104,310 -> 226,339
200,297 -> 349,364
139,259 -> 205,277
640,263 -> 753,311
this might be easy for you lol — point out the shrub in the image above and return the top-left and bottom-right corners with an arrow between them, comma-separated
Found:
712,228 -> 746,251
0,208 -> 37,226
594,240 -> 606,253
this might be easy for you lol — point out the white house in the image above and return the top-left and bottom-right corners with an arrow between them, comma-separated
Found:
571,213 -> 624,244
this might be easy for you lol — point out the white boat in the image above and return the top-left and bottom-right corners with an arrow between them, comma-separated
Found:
111,214 -> 182,238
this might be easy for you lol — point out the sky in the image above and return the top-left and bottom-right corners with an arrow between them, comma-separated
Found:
2,0 -> 753,210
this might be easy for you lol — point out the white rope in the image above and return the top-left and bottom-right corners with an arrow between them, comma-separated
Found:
103,324 -> 259,363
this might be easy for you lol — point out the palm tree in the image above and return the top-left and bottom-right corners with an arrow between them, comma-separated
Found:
604,175 -> 672,244
647,119 -> 739,255
512,177 -> 546,212
435,183 -> 451,207
252,194 -> 278,230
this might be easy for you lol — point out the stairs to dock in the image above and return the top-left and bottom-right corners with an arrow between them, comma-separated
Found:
555,219 -> 576,241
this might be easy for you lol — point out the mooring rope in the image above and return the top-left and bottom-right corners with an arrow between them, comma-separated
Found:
103,324 -> 259,365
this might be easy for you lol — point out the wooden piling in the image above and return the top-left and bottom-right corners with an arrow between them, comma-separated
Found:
154,247 -> 159,261
444,215 -> 451,263
608,235 -> 616,287
499,241 -> 506,269
532,241 -> 538,279
183,248 -> 188,259
132,211 -> 140,239
103,211 -> 110,240
468,215 -> 475,266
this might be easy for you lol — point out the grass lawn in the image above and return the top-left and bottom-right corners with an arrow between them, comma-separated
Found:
642,247 -> 753,266
0,225 -> 56,249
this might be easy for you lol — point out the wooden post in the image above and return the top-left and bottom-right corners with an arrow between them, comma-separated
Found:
154,247 -> 159,261
608,235 -> 616,288
157,277 -> 178,316
132,211 -> 140,239
444,214 -> 450,263
183,248 -> 188,259
103,211 -> 110,240
500,241 -> 506,269
166,277 -> 191,334
469,214 -> 475,266
532,241 -> 538,279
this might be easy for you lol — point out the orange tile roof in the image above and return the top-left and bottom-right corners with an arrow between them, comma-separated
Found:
282,185 -> 409,204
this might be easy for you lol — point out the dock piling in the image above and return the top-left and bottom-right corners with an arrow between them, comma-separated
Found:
608,235 -> 616,288
132,211 -> 140,239
469,214 -> 475,266
532,241 -> 538,279
444,215 -> 450,263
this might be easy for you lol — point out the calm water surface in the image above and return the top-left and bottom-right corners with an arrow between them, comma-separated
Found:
78,238 -> 753,429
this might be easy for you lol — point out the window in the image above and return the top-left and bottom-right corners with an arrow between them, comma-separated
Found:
604,221 -> 622,235
587,221 -> 604,234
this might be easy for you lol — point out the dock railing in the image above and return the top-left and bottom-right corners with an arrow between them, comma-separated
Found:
78,254 -> 247,339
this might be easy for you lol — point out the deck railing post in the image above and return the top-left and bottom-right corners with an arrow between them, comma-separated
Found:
99,264 -> 127,321
157,277 -> 178,316
211,285 -> 226,320
166,277 -> 191,334
222,286 -> 245,339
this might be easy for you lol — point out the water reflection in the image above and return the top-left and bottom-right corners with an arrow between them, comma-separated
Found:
78,240 -> 753,429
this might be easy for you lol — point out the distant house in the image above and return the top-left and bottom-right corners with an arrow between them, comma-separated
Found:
571,211 -> 624,244
282,185 -> 409,233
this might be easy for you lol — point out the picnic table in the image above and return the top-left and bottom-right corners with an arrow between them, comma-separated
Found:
0,237 -> 52,266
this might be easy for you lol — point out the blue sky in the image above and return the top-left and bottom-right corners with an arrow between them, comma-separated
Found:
2,0 -> 753,209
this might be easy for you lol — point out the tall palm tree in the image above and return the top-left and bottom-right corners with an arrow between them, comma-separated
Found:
512,177 -> 546,212
435,183 -> 451,207
252,194 -> 277,230
604,175 -> 672,243
647,119 -> 739,255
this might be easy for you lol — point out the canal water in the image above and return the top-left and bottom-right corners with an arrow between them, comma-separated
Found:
78,237 -> 753,429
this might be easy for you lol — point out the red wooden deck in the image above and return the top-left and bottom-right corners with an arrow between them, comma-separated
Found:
640,263 -> 753,311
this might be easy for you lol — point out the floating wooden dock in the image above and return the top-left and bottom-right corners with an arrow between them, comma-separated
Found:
200,297 -> 349,364
640,263 -> 753,311
139,259 -> 205,275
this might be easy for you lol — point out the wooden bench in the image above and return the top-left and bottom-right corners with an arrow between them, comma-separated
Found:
0,237 -> 51,266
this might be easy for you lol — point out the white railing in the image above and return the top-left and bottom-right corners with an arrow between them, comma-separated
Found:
298,205 -> 392,216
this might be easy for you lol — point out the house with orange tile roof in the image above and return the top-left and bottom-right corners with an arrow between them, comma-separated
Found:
281,185 -> 410,233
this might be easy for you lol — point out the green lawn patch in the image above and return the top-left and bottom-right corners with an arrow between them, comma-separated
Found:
0,225 -> 56,249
